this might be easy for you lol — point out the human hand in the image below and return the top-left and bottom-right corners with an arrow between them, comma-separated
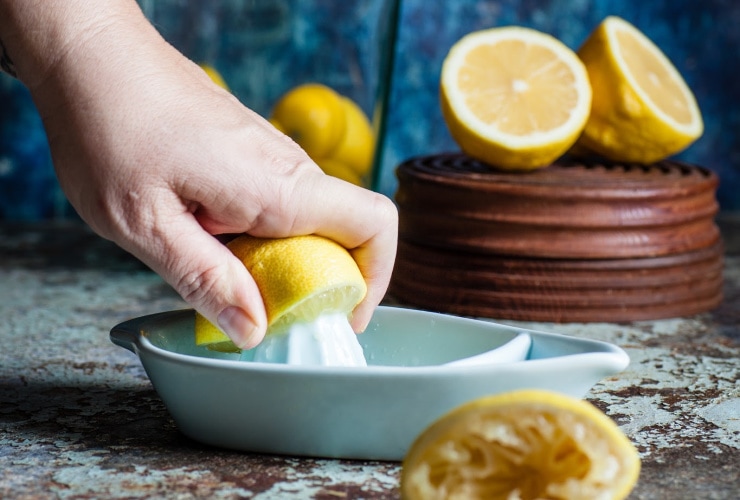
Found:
1,0 -> 398,349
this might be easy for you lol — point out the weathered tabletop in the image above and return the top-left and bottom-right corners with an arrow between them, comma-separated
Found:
1,220 -> 738,499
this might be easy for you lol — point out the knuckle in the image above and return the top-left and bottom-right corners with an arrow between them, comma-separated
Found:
369,191 -> 399,231
173,263 -> 225,309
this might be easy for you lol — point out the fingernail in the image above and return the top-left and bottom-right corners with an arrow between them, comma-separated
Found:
217,306 -> 260,349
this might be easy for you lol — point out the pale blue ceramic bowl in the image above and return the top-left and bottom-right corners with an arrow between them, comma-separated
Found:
110,306 -> 629,461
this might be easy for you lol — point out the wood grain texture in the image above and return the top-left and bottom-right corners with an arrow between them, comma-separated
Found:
392,154 -> 723,322
396,153 -> 720,258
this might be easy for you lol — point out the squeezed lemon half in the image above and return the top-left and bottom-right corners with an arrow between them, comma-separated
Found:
401,389 -> 641,500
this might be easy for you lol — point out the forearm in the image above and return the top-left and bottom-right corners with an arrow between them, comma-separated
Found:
0,0 -> 162,90
0,0 -> 212,225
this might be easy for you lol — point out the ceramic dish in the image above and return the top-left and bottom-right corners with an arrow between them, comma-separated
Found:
110,306 -> 629,461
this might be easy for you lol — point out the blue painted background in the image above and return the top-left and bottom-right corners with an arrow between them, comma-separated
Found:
1,0 -> 738,220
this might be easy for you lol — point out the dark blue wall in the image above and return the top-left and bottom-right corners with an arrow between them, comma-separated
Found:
1,0 -> 738,220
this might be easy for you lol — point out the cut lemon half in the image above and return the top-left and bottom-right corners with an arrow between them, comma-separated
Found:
440,27 -> 592,171
195,235 -> 367,351
575,16 -> 703,163
401,389 -> 641,500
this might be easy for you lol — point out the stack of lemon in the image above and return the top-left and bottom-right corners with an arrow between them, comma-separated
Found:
197,65 -> 375,187
440,16 -> 703,170
269,84 -> 376,187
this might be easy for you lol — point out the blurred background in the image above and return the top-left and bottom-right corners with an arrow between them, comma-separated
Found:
1,0 -> 738,220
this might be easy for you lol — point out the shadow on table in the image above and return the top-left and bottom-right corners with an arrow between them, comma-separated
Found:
0,221 -> 150,272
0,379 -> 220,463
0,378 -> 400,497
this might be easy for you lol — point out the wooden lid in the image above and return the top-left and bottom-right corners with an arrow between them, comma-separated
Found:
396,153 -> 720,259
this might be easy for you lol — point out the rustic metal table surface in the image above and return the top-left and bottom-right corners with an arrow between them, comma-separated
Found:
1,221 -> 738,499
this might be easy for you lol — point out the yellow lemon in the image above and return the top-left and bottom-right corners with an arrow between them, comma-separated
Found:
270,84 -> 375,185
401,389 -> 641,500
195,235 -> 367,351
330,97 -> 376,177
270,83 -> 347,159
575,16 -> 703,163
315,157 -> 364,186
199,63 -> 229,91
440,26 -> 592,171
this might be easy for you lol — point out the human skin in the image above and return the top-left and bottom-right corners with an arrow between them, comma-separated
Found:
0,0 -> 398,349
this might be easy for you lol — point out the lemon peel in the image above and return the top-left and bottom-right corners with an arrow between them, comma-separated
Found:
575,16 -> 703,163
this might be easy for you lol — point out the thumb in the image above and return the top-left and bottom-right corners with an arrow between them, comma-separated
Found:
138,217 -> 268,349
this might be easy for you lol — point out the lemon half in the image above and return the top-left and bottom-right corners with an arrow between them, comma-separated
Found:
195,235 -> 367,351
440,26 -> 592,171
401,390 -> 641,500
575,16 -> 703,163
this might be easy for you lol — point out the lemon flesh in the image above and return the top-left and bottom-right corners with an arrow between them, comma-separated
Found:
401,389 -> 641,500
575,16 -> 703,163
194,235 -> 368,365
440,27 -> 592,170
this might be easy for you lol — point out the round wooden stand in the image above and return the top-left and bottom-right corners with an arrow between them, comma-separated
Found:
391,153 -> 723,322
